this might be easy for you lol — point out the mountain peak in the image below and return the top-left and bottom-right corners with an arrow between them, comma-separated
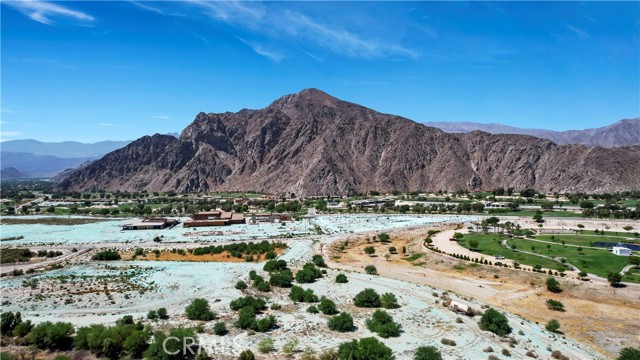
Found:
268,88 -> 341,112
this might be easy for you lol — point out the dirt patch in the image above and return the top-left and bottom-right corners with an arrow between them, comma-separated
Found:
0,217 -> 110,225
327,226 -> 640,358
122,248 -> 285,263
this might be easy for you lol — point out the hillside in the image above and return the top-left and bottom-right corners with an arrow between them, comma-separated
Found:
57,89 -> 640,195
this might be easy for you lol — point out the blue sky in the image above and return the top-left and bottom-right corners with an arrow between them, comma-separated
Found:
1,1 -> 638,142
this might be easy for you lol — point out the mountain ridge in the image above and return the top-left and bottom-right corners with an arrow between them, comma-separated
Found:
424,118 -> 640,148
57,89 -> 640,194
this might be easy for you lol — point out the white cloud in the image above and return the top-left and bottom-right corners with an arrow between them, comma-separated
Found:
176,2 -> 417,60
153,115 -> 170,120
4,0 -> 94,26
565,23 -> 589,39
0,131 -> 20,140
281,12 -> 418,59
238,37 -> 285,62
1,108 -> 16,113
129,1 -> 165,15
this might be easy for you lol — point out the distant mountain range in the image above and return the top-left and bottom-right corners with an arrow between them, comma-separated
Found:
0,139 -> 132,179
1,139 -> 132,158
57,89 -> 640,194
0,152 -> 95,178
424,119 -> 640,148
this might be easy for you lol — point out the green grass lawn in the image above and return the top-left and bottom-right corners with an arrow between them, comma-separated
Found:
507,238 -> 630,277
533,234 -> 637,246
458,233 -> 566,271
622,267 -> 640,284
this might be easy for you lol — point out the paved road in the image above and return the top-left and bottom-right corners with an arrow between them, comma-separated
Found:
0,247 -> 93,277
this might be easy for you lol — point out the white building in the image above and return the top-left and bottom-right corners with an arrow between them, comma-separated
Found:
612,246 -> 632,256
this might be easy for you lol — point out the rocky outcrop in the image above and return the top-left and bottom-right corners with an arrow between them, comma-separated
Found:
57,89 -> 640,195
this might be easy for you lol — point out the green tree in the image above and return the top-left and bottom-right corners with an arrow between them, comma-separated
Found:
607,272 -> 622,287
365,310 -> 402,338
328,312 -> 354,332
546,277 -> 562,293
213,322 -> 227,336
618,347 -> 640,360
338,337 -> 394,360
238,350 -> 256,360
545,299 -> 565,311
364,246 -> 376,256
28,321 -> 74,350
144,327 -> 197,360
365,265 -> 378,275
479,308 -> 512,336
380,293 -> 400,309
545,319 -> 561,333
354,288 -> 381,308
185,298 -> 216,321
336,274 -> 348,283
318,298 -> 339,315
414,346 -> 442,360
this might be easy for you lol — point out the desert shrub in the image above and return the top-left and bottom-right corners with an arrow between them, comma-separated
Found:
252,275 -> 265,287
235,280 -> 248,290
483,347 -> 494,353
269,269 -> 294,288
546,319 -> 561,333
92,250 -> 121,261
238,349 -> 255,360
526,350 -> 537,358
296,263 -> 323,283
263,259 -> 288,272
546,299 -> 565,311
213,322 -> 227,336
312,254 -> 327,267
185,298 -> 216,321
502,348 -> 511,356
1,311 -> 22,335
271,303 -> 281,310
256,281 -> 271,292
307,305 -> 319,314
353,288 -> 381,308
441,338 -> 456,346
147,310 -> 158,320
338,337 -> 393,360
252,316 -> 277,332
365,310 -> 402,338
414,345 -> 442,360
546,277 -> 562,293
318,348 -> 339,360
144,327 -> 197,360
12,320 -> 33,337
28,321 -> 74,350
327,312 -> 354,332
617,348 -> 640,360
380,292 -> 399,309
0,352 -> 17,360
488,355 -> 500,360
248,270 -> 258,280
365,265 -> 378,275
157,307 -> 169,320
282,337 -> 300,354
335,274 -> 348,283
230,296 -> 267,312
258,337 -> 274,353
289,286 -> 319,303
479,308 -> 512,336
234,307 -> 258,330
318,298 -> 339,315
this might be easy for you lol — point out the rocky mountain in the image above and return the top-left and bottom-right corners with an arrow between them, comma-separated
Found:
0,167 -> 23,180
424,119 -> 640,148
1,152 -> 94,178
1,139 -> 132,158
57,89 -> 640,195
